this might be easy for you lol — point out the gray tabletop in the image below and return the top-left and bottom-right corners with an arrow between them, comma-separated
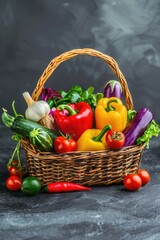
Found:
0,125 -> 160,240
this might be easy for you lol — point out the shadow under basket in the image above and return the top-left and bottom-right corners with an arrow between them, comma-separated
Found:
21,48 -> 146,187
22,140 -> 145,187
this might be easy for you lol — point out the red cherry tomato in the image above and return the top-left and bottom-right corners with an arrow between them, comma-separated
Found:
54,136 -> 77,154
12,159 -> 18,166
123,174 -> 142,191
105,130 -> 125,149
7,160 -> 18,172
6,176 -> 22,191
9,167 -> 22,177
7,165 -> 12,173
138,169 -> 150,186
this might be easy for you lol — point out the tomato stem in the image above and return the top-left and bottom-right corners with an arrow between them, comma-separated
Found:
7,141 -> 22,172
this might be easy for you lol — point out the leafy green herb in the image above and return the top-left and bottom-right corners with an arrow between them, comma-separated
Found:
136,120 -> 160,148
70,85 -> 83,93
46,85 -> 103,109
127,109 -> 137,123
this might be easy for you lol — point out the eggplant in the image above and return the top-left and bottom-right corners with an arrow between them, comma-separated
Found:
123,108 -> 153,146
104,80 -> 122,99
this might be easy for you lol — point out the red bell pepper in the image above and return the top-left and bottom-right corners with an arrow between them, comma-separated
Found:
53,102 -> 93,141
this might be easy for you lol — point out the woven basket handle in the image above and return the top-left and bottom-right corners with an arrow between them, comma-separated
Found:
32,48 -> 133,110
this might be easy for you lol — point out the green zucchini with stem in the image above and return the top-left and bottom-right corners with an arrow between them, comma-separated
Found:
2,107 -> 59,152
2,110 -> 58,139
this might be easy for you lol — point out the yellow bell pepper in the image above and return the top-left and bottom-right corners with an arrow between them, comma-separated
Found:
77,125 -> 112,151
95,97 -> 127,131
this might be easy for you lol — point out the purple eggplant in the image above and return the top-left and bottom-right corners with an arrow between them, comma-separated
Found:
123,108 -> 153,146
104,80 -> 122,99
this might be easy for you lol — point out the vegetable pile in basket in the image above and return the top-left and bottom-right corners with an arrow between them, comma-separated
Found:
2,80 -> 160,153
1,80 -> 160,194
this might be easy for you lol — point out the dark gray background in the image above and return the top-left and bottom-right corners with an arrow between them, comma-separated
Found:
1,2 -> 160,239
0,0 -> 160,121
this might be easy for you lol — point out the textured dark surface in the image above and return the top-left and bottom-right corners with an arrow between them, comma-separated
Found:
0,0 -> 160,121
0,125 -> 160,240
1,1 -> 160,239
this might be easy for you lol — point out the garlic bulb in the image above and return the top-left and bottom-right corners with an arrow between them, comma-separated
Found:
23,92 -> 50,122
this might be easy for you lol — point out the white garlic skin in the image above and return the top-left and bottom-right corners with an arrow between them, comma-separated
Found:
25,100 -> 50,122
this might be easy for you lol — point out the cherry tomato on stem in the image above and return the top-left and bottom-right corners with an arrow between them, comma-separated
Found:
7,165 -> 12,173
6,176 -> 22,191
7,160 -> 18,172
123,174 -> 142,191
7,159 -> 27,178
12,159 -> 19,166
138,169 -> 150,186
54,135 -> 77,154
105,130 -> 125,149
9,166 -> 22,177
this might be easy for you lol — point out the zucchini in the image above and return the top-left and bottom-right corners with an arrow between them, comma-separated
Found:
29,128 -> 53,152
2,111 -> 58,140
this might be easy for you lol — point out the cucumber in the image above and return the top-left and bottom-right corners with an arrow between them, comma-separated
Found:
29,128 -> 53,152
2,111 -> 58,140
21,176 -> 41,196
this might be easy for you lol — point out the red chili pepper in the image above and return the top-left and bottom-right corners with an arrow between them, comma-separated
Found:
53,102 -> 93,141
43,182 -> 91,193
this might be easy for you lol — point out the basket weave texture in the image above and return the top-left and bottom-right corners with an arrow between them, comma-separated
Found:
21,48 -> 145,186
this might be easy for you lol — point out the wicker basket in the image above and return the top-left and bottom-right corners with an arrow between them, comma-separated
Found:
21,48 -> 145,186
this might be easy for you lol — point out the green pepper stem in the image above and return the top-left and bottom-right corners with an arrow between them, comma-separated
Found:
106,99 -> 118,112
57,104 -> 77,116
93,125 -> 112,142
